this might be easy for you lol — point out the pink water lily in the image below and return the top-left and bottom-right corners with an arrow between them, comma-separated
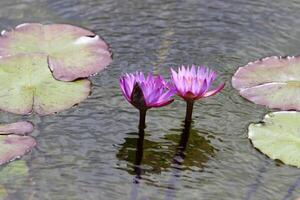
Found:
120,72 -> 175,110
120,72 -> 175,129
171,65 -> 225,102
170,65 -> 224,124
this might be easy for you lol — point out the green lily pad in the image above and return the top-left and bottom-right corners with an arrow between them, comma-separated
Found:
0,185 -> 7,200
0,160 -> 29,200
249,111 -> 300,167
232,56 -> 300,110
0,160 -> 28,184
0,54 -> 90,115
0,122 -> 36,166
0,23 -> 112,81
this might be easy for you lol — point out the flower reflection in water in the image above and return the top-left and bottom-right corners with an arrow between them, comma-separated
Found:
116,126 -> 216,176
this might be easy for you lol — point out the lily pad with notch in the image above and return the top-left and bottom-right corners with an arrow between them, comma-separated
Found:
0,23 -> 112,81
249,111 -> 300,167
0,55 -> 91,115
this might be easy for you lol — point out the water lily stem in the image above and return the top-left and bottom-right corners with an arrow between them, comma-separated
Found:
165,118 -> 191,200
131,113 -> 146,200
138,109 -> 147,130
184,101 -> 194,126
134,128 -> 145,181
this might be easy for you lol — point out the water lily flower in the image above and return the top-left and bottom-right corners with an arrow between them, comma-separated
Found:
120,72 -> 175,129
171,65 -> 225,101
170,65 -> 225,124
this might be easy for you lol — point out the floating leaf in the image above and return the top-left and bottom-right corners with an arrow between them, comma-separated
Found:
0,122 -> 35,165
0,160 -> 29,199
249,111 -> 300,167
0,135 -> 35,165
0,55 -> 90,115
0,185 -> 7,200
0,160 -> 29,184
0,23 -> 112,81
0,121 -> 33,135
232,56 -> 300,110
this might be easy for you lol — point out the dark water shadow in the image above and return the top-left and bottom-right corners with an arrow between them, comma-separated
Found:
116,126 -> 216,176
116,130 -> 172,175
165,126 -> 216,171
116,121 -> 216,200
282,176 -> 300,200
164,121 -> 216,200
244,160 -> 271,200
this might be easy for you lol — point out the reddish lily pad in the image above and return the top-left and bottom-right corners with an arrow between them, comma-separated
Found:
0,55 -> 91,115
0,121 -> 34,135
0,121 -> 36,166
0,23 -> 112,81
232,56 -> 300,110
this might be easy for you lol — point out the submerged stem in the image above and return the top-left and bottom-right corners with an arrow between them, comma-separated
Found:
138,109 -> 147,130
165,117 -> 192,200
134,128 -> 145,181
132,112 -> 146,188
184,101 -> 194,126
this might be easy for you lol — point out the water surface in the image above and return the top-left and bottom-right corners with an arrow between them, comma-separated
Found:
0,0 -> 300,199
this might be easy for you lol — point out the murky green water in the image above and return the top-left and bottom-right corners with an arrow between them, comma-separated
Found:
0,0 -> 300,199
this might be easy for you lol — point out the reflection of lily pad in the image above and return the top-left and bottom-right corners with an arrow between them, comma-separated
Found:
0,121 -> 36,165
0,55 -> 90,115
0,23 -> 112,81
117,129 -> 215,174
249,111 -> 300,167
232,56 -> 300,110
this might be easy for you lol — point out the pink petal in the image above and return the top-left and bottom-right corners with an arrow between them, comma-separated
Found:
203,82 -> 225,97
151,99 -> 174,108
194,79 -> 208,100
119,78 -> 131,102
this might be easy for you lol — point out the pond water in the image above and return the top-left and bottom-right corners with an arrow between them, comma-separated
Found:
0,0 -> 300,199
